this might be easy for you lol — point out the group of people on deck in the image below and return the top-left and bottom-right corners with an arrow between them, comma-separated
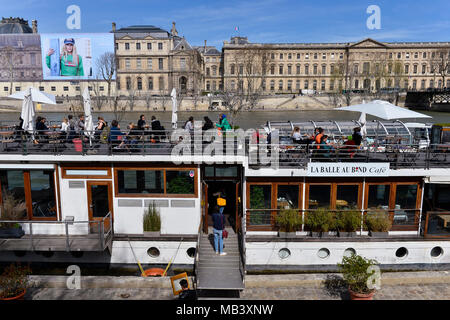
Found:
291,126 -> 363,158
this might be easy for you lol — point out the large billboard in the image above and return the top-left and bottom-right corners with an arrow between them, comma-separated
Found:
40,33 -> 115,80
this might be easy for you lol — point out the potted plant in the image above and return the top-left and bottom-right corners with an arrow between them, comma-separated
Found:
336,211 -> 361,237
365,211 -> 392,237
0,192 -> 27,239
338,254 -> 380,300
305,208 -> 336,237
143,202 -> 161,236
0,263 -> 32,300
275,209 -> 303,238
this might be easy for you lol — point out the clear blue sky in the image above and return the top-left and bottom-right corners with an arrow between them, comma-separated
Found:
3,0 -> 449,48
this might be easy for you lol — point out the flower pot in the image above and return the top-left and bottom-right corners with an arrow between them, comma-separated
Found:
369,231 -> 389,238
348,287 -> 375,300
0,289 -> 26,300
0,227 -> 25,239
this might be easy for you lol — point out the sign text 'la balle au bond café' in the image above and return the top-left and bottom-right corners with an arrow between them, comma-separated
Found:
307,163 -> 390,177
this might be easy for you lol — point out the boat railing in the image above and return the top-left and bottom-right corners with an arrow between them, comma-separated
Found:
193,214 -> 203,289
0,212 -> 113,252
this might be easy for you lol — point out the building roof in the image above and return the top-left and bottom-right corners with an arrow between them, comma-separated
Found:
0,17 -> 33,34
0,34 -> 41,48
194,46 -> 221,55
114,25 -> 171,39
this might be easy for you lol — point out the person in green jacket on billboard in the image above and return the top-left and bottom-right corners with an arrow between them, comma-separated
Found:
46,38 -> 84,76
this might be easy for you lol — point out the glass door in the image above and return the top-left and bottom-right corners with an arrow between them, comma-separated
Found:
87,181 -> 113,233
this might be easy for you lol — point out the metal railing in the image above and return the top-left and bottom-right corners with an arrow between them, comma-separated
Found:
237,215 -> 246,285
193,214 -> 203,289
0,212 -> 112,252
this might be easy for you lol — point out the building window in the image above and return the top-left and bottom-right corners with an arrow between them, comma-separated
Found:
158,58 -> 163,70
314,53 -> 318,60
115,42 -> 118,50
206,81 -> 210,91
405,64 -> 409,74
278,80 -> 283,91
296,80 -> 300,90
313,64 -> 318,75
270,80 -> 275,91
288,53 -> 292,59
397,53 -> 401,59
51,86 -> 56,91
117,77 -> 121,90
414,52 -> 418,59
3,87 -> 8,92
287,80 -> 292,91
305,65 -> 309,75
313,80 -> 317,90
39,86 -> 44,91
212,66 -> 217,76
147,43 -> 152,50
296,64 -> 301,74
270,65 -> 275,75
406,52 -> 410,59
136,43 -> 141,50
248,185 -> 272,226
136,58 -> 141,69
421,80 -> 426,89
363,62 -> 370,74
305,53 -> 309,60
99,86 -> 104,91
413,65 -> 418,74
230,65 -> 235,75
206,67 -> 210,76
15,87 -> 21,91
304,80 -> 309,89
126,77 -> 131,90
137,77 -> 142,90
422,64 -> 426,74
287,65 -> 292,75
158,43 -> 163,50
423,52 -> 427,59
159,77 -> 164,91
230,80 -> 235,90
280,53 -> 284,60
148,77 -> 153,90
239,65 -> 244,74
279,65 -> 283,75
412,80 -> 417,90
330,80 -> 334,91
321,80 -> 326,90
321,64 -> 326,75
354,80 -> 359,89
63,86 -> 69,91
297,53 -> 301,59
330,64 -> 335,74
125,58 -> 131,69
354,64 -> 359,74
322,53 -> 326,59
147,58 -> 152,69
180,58 -> 186,70
125,43 -> 130,50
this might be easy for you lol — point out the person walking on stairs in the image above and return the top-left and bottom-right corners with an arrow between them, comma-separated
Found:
211,206 -> 227,256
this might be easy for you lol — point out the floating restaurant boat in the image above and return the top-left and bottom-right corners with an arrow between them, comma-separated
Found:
0,121 -> 449,290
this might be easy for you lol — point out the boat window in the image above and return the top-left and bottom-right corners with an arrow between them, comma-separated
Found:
336,185 -> 359,210
117,170 -> 164,194
249,185 -> 272,225
395,185 -> 418,209
166,171 -> 195,194
277,185 -> 299,209
367,184 -> 390,210
30,170 -> 57,218
0,170 -> 25,204
308,185 -> 331,209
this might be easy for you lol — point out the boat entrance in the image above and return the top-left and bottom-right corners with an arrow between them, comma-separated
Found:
201,165 -> 243,234
87,181 -> 113,233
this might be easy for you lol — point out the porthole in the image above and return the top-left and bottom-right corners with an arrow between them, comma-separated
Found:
13,250 -> 27,257
431,247 -> 443,258
343,248 -> 356,257
278,248 -> 291,260
395,247 -> 408,259
71,251 -> 84,258
147,247 -> 160,258
318,248 -> 330,259
186,247 -> 196,258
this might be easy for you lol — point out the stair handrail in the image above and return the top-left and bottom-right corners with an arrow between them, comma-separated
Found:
238,215 -> 246,284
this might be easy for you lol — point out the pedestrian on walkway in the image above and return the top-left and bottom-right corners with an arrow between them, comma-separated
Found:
211,206 -> 227,256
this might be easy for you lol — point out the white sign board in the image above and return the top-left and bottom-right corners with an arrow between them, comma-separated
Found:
307,163 -> 390,177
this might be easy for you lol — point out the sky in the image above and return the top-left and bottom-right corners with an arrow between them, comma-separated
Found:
2,0 -> 449,48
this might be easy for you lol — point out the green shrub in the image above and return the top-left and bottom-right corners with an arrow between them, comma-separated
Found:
143,202 -> 161,232
338,254 -> 380,294
0,263 -> 31,299
0,191 -> 27,229
275,209 -> 303,232
305,208 -> 336,232
336,211 -> 361,232
365,211 -> 392,232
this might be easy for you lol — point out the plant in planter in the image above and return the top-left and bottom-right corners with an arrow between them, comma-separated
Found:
336,211 -> 362,237
305,208 -> 336,237
143,202 -> 161,234
338,254 -> 380,300
364,211 -> 392,237
0,191 -> 27,238
275,209 -> 303,237
0,263 -> 32,300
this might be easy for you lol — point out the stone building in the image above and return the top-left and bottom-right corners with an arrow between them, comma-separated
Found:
0,17 -> 42,93
113,22 -> 203,96
221,37 -> 450,94
194,41 -> 223,92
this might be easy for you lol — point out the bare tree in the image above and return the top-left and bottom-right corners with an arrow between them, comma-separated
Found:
127,89 -> 137,111
110,87 -> 126,122
217,82 -> 245,127
96,52 -> 116,97
429,49 -> 450,89
0,46 -> 15,95
88,78 -> 107,111
143,93 -> 152,111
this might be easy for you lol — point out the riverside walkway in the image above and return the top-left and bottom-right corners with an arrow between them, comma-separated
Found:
25,271 -> 450,300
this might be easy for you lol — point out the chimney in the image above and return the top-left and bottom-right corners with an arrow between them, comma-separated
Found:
204,40 -> 207,53
32,20 -> 38,33
112,22 -> 116,32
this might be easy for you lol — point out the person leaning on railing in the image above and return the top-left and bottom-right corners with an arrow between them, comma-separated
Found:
109,120 -> 125,148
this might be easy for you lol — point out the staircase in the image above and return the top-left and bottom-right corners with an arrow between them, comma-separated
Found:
195,226 -> 245,295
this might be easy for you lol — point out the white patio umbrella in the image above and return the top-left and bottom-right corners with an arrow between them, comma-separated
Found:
171,88 -> 178,129
358,112 -> 367,137
336,100 -> 432,120
9,87 -> 56,135
82,87 -> 94,146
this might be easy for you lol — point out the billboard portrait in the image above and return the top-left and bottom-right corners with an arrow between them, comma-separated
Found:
40,33 -> 115,80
